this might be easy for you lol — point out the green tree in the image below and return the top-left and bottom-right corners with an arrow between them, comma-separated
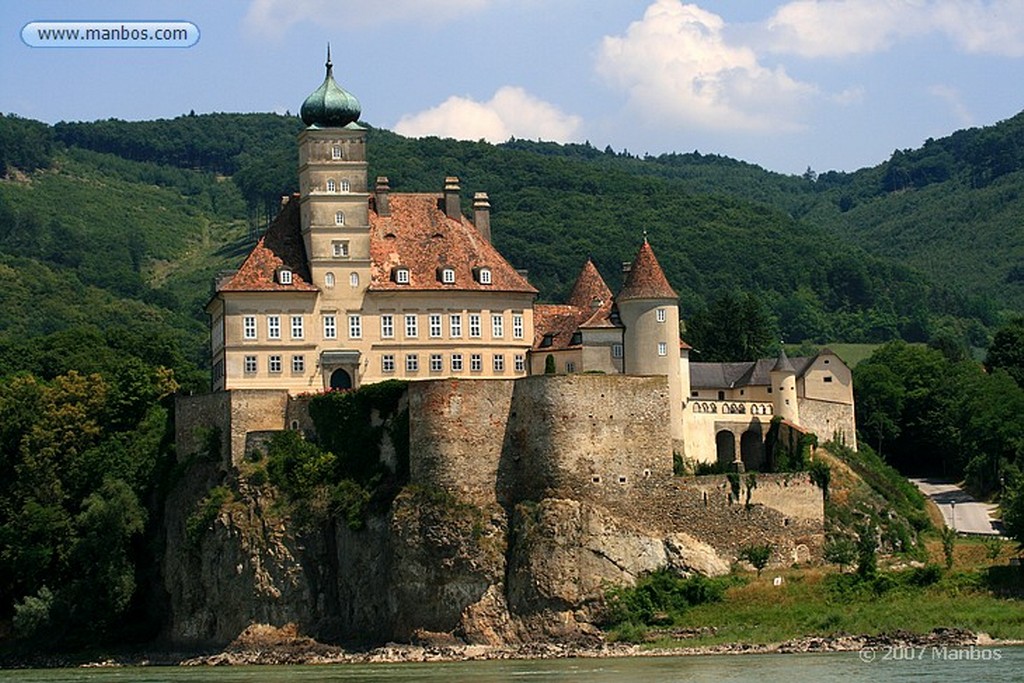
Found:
1003,478 -> 1024,551
986,317 -> 1024,388
739,544 -> 772,576
687,291 -> 777,362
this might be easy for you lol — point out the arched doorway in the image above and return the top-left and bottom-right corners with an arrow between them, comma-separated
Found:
715,430 -> 735,466
741,431 -> 764,471
329,368 -> 352,390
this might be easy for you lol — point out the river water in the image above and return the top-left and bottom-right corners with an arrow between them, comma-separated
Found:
3,647 -> 1022,682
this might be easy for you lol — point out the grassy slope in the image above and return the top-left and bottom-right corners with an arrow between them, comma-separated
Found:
665,542 -> 1024,648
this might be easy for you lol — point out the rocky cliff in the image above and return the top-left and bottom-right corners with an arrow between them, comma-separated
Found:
166,378 -> 823,648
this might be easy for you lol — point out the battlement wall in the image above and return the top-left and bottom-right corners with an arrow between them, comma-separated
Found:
502,374 -> 673,503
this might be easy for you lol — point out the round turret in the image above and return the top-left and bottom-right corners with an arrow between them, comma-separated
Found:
300,46 -> 361,128
770,348 -> 800,424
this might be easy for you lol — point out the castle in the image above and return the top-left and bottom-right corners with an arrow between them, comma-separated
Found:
200,52 -> 856,470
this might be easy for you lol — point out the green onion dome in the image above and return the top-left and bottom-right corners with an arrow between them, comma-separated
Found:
300,46 -> 361,128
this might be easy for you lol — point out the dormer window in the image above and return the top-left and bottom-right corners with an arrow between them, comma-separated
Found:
439,267 -> 456,284
474,267 -> 492,285
326,179 -> 337,192
570,331 -> 583,346
335,211 -> 345,226
394,267 -> 410,285
539,333 -> 554,348
277,268 -> 293,285
331,145 -> 342,160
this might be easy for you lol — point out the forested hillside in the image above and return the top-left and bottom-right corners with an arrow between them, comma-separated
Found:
2,107 -> 1024,652
2,108 -> 1024,383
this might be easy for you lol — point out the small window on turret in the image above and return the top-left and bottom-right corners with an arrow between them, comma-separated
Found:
326,179 -> 337,192
335,211 -> 345,226
656,308 -> 667,323
341,179 -> 350,192
332,146 -> 342,160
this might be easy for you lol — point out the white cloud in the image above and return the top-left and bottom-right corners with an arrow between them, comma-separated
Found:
595,0 -> 815,133
393,86 -> 582,143
831,86 -> 865,106
928,84 -> 974,125
765,0 -> 1024,58
244,0 -> 491,39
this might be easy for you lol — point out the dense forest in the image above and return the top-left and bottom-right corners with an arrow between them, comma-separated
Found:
2,107 -> 1024,649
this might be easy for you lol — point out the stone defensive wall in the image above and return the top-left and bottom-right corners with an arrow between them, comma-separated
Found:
175,390 -> 290,465
608,473 -> 825,564
799,397 -> 857,450
407,374 -> 674,507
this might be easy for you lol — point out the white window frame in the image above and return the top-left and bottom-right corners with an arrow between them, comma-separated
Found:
290,315 -> 304,340
478,268 -> 492,284
493,354 -> 505,372
512,313 -> 524,339
348,314 -> 362,339
340,178 -> 350,192
430,353 -> 443,372
429,314 -> 442,338
405,354 -> 419,372
334,211 -> 345,226
514,354 -> 525,373
470,353 -> 482,372
278,269 -> 293,285
331,145 -> 342,160
244,355 -> 257,373
395,268 -> 410,284
326,178 -> 337,192
332,241 -> 349,258
612,343 -> 624,359
291,355 -> 305,373
469,313 -> 481,338
491,314 -> 504,338
269,355 -> 282,373
324,272 -> 335,288
658,341 -> 668,356
243,315 -> 257,340
404,313 -> 418,338
451,354 -> 463,372
382,354 -> 395,373
381,314 -> 395,339
449,313 -> 462,338
323,314 -> 337,340
441,268 -> 455,284
267,315 -> 281,340
657,308 -> 667,323
349,272 -> 359,288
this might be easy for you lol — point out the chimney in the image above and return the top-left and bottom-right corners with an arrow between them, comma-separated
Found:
473,192 -> 491,242
444,176 -> 461,220
375,176 -> 391,216
622,262 -> 632,275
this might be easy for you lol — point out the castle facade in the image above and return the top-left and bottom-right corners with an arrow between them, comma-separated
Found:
204,55 -> 856,467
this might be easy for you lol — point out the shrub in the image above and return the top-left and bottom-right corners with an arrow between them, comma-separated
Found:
603,570 -> 733,629
739,544 -> 772,576
823,535 -> 857,572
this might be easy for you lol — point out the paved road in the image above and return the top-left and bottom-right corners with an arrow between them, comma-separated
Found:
910,478 -> 1004,536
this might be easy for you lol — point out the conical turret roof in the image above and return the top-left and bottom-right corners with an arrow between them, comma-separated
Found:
300,46 -> 361,128
618,238 -> 677,301
568,258 -> 613,310
772,347 -> 796,373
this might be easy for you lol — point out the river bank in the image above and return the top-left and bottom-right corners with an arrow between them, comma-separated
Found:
5,625 -> 1018,669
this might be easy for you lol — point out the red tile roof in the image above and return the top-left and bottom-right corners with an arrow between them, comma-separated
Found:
618,238 -> 677,301
217,196 -> 318,293
368,193 -> 537,294
533,304 -> 584,350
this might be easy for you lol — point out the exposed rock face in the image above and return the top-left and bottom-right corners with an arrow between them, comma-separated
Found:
163,474 -> 738,647
162,465 -> 309,644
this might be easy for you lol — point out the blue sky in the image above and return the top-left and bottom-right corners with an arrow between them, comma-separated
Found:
3,0 -> 1024,175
